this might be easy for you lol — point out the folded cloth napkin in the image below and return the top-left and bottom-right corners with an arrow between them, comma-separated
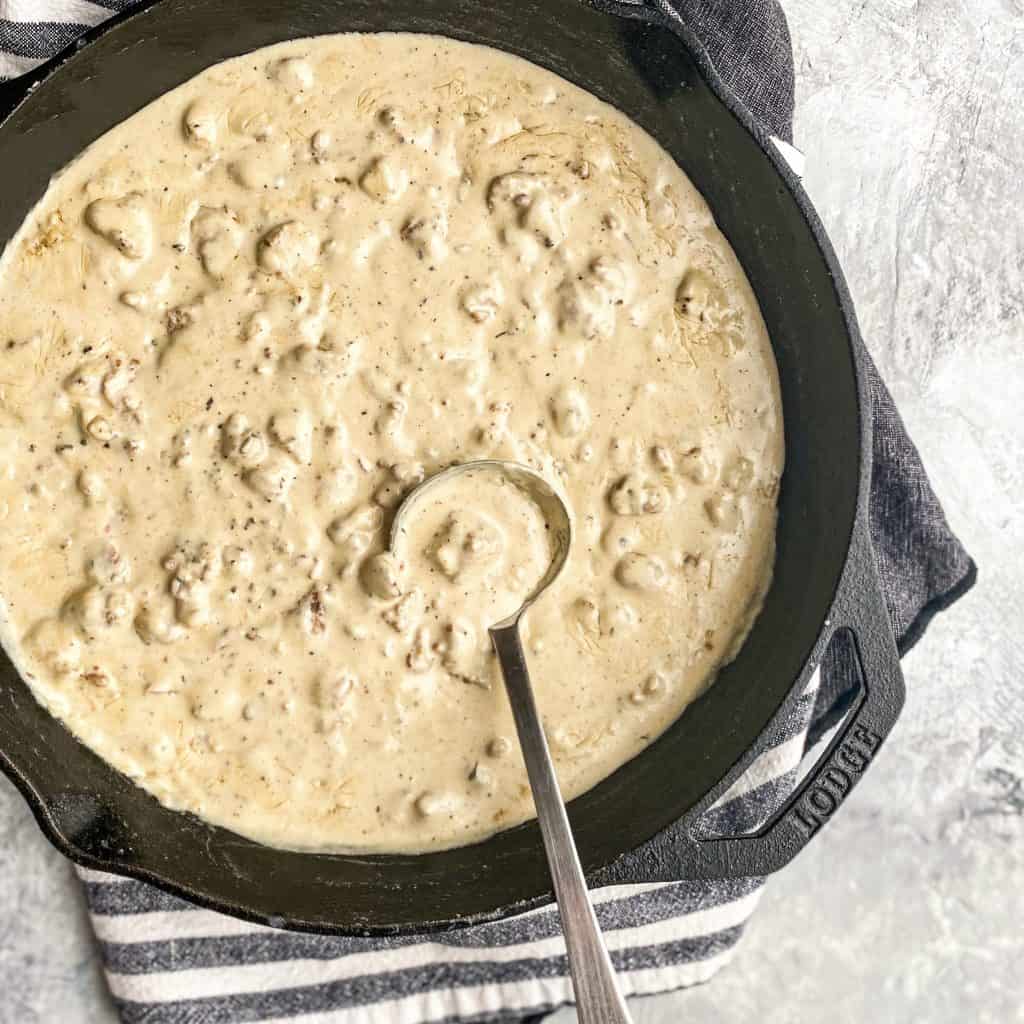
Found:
1,1 -> 977,1022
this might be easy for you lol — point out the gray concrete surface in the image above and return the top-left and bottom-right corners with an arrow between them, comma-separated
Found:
1,1 -> 1021,1021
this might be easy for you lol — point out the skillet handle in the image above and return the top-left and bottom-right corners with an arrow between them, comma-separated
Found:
683,521 -> 906,878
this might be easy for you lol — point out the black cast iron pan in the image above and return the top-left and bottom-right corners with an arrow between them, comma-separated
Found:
0,0 -> 905,934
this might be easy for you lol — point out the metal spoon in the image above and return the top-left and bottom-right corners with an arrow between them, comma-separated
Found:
392,459 -> 633,1024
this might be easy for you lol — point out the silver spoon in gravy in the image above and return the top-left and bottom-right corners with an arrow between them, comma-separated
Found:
392,459 -> 633,1024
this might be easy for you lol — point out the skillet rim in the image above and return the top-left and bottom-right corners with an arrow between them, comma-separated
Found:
0,0 -> 878,934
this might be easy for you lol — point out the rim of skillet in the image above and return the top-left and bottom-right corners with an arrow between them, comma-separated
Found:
0,0 -> 874,934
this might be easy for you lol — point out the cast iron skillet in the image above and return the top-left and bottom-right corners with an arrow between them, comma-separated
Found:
0,0 -> 905,934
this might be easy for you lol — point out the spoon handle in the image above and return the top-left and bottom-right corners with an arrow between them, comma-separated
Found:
490,623 -> 634,1024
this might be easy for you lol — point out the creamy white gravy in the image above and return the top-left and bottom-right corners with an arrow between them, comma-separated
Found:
0,34 -> 783,852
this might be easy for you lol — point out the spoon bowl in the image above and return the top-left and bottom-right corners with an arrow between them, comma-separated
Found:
390,459 -> 573,627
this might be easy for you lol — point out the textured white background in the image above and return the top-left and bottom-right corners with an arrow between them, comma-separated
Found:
1,1 -> 1022,1021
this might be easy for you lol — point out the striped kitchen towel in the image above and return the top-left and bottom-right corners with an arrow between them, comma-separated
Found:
1,1 -> 976,1022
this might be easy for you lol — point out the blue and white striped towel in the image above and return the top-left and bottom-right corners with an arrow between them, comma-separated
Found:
1,1 -> 975,1021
